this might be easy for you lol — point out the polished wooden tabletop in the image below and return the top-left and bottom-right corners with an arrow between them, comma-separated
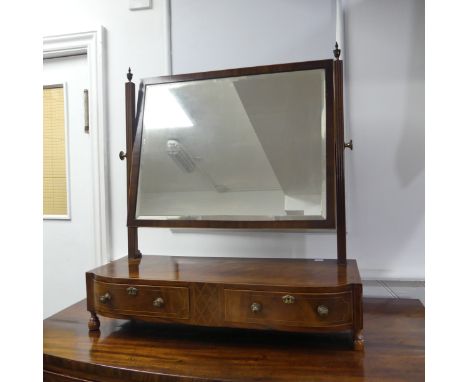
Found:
44,298 -> 424,382
89,255 -> 362,287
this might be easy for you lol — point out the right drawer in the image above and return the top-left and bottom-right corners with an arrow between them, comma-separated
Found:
224,289 -> 352,327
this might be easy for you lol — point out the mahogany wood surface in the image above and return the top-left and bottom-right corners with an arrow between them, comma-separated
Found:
224,289 -> 353,327
125,71 -> 141,259
44,298 -> 424,382
124,72 -> 135,196
86,256 -> 362,337
89,255 -> 361,287
333,58 -> 347,263
94,281 -> 190,319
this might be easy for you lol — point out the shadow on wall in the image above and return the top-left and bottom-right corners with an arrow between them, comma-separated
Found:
344,0 -> 424,278
396,0 -> 425,187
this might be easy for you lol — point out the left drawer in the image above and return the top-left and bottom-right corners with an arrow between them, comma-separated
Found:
93,281 -> 189,319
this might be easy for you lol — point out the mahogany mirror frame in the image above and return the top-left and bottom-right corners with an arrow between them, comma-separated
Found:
126,59 -> 337,231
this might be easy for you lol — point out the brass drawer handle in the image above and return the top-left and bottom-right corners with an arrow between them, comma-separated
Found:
153,297 -> 165,308
126,287 -> 138,296
317,305 -> 329,317
99,292 -> 111,304
282,294 -> 295,304
250,302 -> 262,313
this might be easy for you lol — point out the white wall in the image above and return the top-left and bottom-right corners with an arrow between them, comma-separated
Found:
171,0 -> 336,73
143,0 -> 424,279
145,0 -> 424,278
44,0 -> 424,282
43,0 -> 169,267
139,0 -> 339,261
43,1 -> 168,316
343,0 -> 425,279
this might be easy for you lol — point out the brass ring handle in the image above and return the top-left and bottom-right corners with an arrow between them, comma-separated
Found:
344,140 -> 353,150
250,302 -> 262,313
126,287 -> 138,296
99,292 -> 111,304
153,297 -> 164,308
282,295 -> 295,304
119,151 -> 127,160
317,305 -> 329,317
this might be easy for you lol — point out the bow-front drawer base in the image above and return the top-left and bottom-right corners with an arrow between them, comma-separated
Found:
85,255 -> 364,350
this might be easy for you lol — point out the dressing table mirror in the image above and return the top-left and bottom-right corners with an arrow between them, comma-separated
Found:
86,44 -> 364,350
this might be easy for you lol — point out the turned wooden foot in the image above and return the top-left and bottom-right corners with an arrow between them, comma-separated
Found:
88,312 -> 101,331
353,330 -> 364,351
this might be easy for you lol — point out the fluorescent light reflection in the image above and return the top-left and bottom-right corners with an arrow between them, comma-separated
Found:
144,85 -> 193,129
166,139 -> 196,173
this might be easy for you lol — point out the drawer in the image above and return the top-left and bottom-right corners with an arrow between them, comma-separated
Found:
94,281 -> 189,319
224,289 -> 352,327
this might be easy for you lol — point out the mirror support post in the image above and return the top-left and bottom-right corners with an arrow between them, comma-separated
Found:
127,227 -> 141,259
333,43 -> 347,264
125,68 -> 142,259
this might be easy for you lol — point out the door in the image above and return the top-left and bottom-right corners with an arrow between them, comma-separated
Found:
43,54 -> 95,318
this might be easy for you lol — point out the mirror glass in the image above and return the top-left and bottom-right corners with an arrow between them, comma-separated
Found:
136,69 -> 327,221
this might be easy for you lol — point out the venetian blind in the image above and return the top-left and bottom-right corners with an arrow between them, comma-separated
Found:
43,85 -> 68,216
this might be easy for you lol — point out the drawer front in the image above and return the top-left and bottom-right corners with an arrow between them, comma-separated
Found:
94,281 -> 189,319
224,289 -> 352,327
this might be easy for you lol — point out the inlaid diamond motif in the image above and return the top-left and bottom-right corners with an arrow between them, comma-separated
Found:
192,283 -> 220,325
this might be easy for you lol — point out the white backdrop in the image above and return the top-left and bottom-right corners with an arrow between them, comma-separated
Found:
139,0 -> 339,265
43,0 -> 424,284
142,0 -> 425,279
343,0 -> 424,279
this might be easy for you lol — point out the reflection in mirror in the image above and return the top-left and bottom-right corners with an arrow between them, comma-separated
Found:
136,69 -> 327,221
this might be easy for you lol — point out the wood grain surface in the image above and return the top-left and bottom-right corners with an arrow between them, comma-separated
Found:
44,298 -> 424,382
86,256 -> 363,337
88,255 -> 362,287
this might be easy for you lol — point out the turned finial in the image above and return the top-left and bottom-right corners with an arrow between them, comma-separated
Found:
127,67 -> 133,82
333,42 -> 341,60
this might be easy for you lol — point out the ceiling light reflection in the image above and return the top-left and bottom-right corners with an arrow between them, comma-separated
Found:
144,85 -> 193,129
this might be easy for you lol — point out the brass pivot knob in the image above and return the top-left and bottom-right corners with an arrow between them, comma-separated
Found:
99,292 -> 111,304
250,302 -> 262,313
119,151 -> 127,160
344,140 -> 353,150
317,305 -> 329,317
153,297 -> 165,308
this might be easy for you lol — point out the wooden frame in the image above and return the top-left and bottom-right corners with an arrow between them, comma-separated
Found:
333,55 -> 347,263
126,60 -> 337,232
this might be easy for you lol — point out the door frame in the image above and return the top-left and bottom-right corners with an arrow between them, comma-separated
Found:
43,27 -> 110,266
